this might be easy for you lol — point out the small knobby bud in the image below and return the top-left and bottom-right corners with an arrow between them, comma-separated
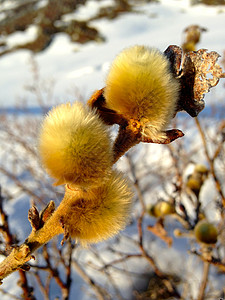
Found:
59,216 -> 70,246
147,201 -> 175,218
19,263 -> 31,272
194,220 -> 218,245
186,164 -> 208,197
182,25 -> 207,53
173,229 -> 183,237
28,205 -> 40,231
40,200 -> 55,226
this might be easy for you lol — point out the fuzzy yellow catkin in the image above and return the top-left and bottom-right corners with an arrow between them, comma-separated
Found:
39,102 -> 113,187
51,170 -> 133,246
28,171 -> 133,247
104,45 -> 180,142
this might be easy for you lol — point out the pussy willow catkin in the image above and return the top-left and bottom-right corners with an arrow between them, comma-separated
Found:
104,45 -> 180,142
58,170 -> 133,246
39,102 -> 113,187
32,170 -> 133,246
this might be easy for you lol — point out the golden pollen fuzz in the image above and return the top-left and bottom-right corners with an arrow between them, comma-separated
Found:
56,170 -> 133,246
39,102 -> 113,187
104,45 -> 180,142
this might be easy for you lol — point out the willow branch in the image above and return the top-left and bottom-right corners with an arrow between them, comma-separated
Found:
197,262 -> 210,300
72,260 -> 106,300
0,188 -> 34,298
191,250 -> 225,272
0,202 -> 64,283
195,117 -> 225,206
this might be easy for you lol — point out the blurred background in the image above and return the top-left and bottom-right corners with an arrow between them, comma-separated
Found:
0,1 -> 225,299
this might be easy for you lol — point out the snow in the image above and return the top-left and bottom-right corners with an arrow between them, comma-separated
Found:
0,0 -> 225,107
62,0 -> 115,22
0,0 -> 225,299
6,25 -> 39,48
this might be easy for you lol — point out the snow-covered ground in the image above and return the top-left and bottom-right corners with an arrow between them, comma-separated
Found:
0,0 -> 225,108
0,0 -> 225,299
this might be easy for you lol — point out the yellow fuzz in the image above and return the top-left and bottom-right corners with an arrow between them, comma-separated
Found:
39,102 -> 113,187
104,45 -> 180,142
55,170 -> 133,246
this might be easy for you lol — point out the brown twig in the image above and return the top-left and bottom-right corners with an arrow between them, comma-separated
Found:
195,117 -> 225,207
197,261 -> 210,300
191,250 -> 225,272
127,154 -> 183,297
137,211 -> 162,277
126,153 -> 146,211
18,269 -> 35,300
126,154 -> 171,276
64,240 -> 73,299
42,244 -> 70,300
32,271 -> 49,300
88,246 -> 125,300
166,142 -> 183,196
99,253 -> 143,270
147,218 -> 173,247
0,187 -> 15,246
0,167 -> 43,203
0,202 -> 63,282
0,188 -> 34,298
72,260 -> 107,300
52,240 -> 74,300
113,124 -> 140,163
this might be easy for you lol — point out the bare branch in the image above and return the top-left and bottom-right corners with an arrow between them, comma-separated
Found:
195,117 -> 225,206
197,262 -> 210,300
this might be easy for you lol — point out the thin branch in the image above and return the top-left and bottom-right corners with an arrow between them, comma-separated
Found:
197,261 -> 210,300
0,187 -> 15,246
126,153 -> 146,211
18,269 -> 35,300
0,203 -> 63,282
0,188 -> 35,298
166,143 -> 183,196
32,272 -> 49,300
65,240 -> 73,299
0,167 -> 43,203
0,288 -> 22,300
72,260 -> 107,300
99,253 -> 143,270
195,117 -> 225,206
125,154 -> 163,275
191,250 -> 225,272
54,240 -> 74,300
88,246 -> 125,300
137,211 -> 162,277
42,245 -> 68,297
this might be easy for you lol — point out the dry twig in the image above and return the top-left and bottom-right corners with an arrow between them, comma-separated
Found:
195,117 -> 225,206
